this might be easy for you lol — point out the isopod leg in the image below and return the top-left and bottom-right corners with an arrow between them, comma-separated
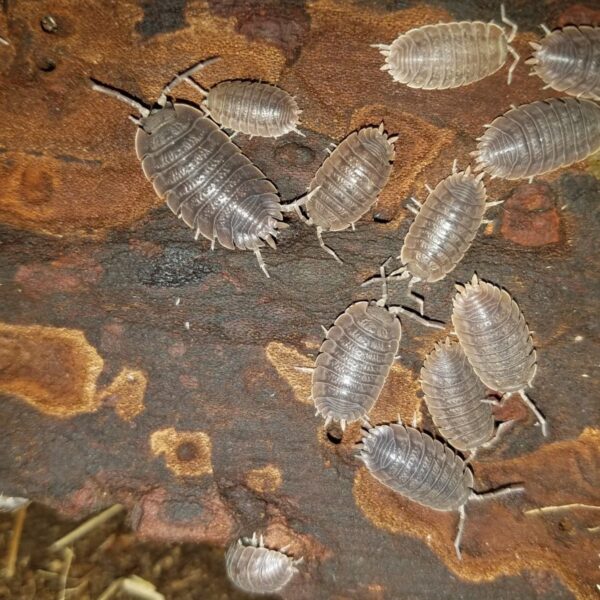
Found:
407,277 -> 424,315
453,505 -> 467,559
183,77 -> 209,97
157,57 -> 220,106
0,36 -> 8,46
254,248 -> 271,278
540,23 -> 552,36
500,4 -> 518,43
375,258 -> 392,307
518,389 -> 548,436
506,45 -> 520,85
294,366 -> 314,374
469,484 -> 525,503
482,420 -> 516,452
407,196 -> 422,215
316,227 -> 342,263
280,186 -> 320,221
388,306 -> 445,329
90,81 -> 150,118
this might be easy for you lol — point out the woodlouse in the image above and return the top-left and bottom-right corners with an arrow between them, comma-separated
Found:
374,5 -> 520,89
192,80 -> 302,138
421,337 -> 495,452
452,274 -> 548,436
225,533 -> 301,595
306,264 -> 442,430
473,97 -> 600,180
526,25 -> 600,101
364,161 -> 500,314
91,59 -> 304,277
358,419 -> 524,557
294,124 -> 397,262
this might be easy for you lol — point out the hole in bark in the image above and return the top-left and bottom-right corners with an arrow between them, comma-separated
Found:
325,423 -> 343,444
176,442 -> 199,462
38,58 -> 56,72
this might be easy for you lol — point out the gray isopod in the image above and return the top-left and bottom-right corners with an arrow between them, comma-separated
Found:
305,264 -> 442,430
373,5 -> 520,89
193,80 -> 302,138
358,419 -> 523,557
452,274 -> 547,436
91,59 -> 304,277
420,338 -> 514,459
473,97 -> 600,180
294,124 -> 397,262
225,532 -> 301,595
526,25 -> 600,101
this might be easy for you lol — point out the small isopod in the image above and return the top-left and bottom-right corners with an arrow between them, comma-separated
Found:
302,263 -> 442,430
91,59 -> 305,277
358,419 -> 524,557
373,5 -> 520,89
294,124 -> 397,262
363,161 -> 500,314
473,97 -> 600,180
452,274 -> 548,436
225,532 -> 301,595
526,25 -> 600,101
420,338 -> 514,459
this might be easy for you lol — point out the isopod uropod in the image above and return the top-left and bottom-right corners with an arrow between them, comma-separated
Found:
374,5 -> 520,89
225,533 -> 301,595
473,97 -> 600,180
91,59 -> 303,277
358,419 -> 524,557
295,124 -> 397,262
308,265 -> 442,430
452,274 -> 548,436
526,25 -> 600,101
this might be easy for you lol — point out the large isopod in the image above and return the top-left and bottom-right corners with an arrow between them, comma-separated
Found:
91,59 -> 304,277
452,274 -> 548,436
473,98 -> 600,180
358,419 -> 523,557
225,532 -> 301,595
373,5 -> 520,89
526,25 -> 600,101
294,124 -> 396,262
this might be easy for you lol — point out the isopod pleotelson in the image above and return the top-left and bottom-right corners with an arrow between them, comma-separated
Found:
452,275 -> 548,436
358,420 -> 524,557
527,25 -> 600,101
295,124 -> 396,262
225,533 -> 301,595
91,59 -> 303,277
473,98 -> 600,180
421,337 -> 495,452
309,265 -> 442,430
374,5 -> 520,89
196,80 -> 302,138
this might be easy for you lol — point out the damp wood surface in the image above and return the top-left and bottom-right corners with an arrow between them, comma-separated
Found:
0,1 -> 599,599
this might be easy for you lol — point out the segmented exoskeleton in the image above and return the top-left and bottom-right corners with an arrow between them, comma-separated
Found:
225,533 -> 301,595
358,419 -> 523,557
374,5 -> 520,88
527,25 -> 600,101
473,98 -> 600,180
452,274 -> 547,436
91,59 -> 305,277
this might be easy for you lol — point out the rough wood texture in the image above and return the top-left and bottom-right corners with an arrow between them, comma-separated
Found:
0,1 -> 599,598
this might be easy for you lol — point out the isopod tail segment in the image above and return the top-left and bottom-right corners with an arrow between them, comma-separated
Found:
454,483 -> 525,559
499,3 -> 520,85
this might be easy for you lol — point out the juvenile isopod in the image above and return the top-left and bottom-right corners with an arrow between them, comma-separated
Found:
526,25 -> 600,101
91,59 -> 305,277
373,5 -> 520,89
301,264 -> 442,430
294,124 -> 397,261
452,274 -> 548,436
225,532 -> 301,595
188,80 -> 302,138
363,161 -> 500,314
473,97 -> 600,180
358,419 -> 524,557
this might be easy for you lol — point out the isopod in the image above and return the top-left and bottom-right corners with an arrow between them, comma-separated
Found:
363,161 -> 500,314
473,97 -> 600,180
526,25 -> 600,101
452,274 -> 548,436
373,5 -> 520,89
191,80 -> 302,138
358,419 -> 524,557
304,263 -> 442,430
421,337 -> 494,452
91,59 -> 304,277
225,532 -> 301,595
295,124 -> 397,262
